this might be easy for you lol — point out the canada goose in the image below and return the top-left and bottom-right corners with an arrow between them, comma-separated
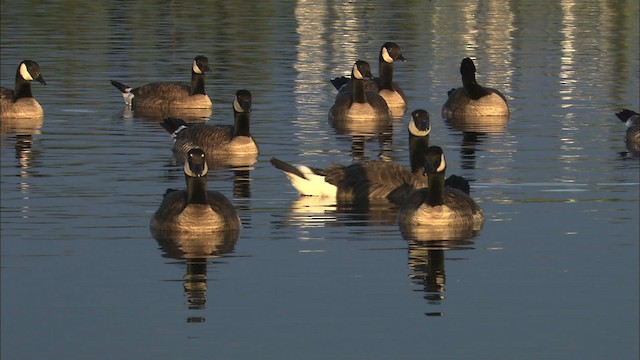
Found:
161,90 -> 258,164
331,42 -> 407,116
398,146 -> 484,230
150,148 -> 241,234
271,109 -> 432,204
442,57 -> 509,117
111,55 -> 212,110
328,60 -> 392,129
1,60 -> 46,119
615,109 -> 640,154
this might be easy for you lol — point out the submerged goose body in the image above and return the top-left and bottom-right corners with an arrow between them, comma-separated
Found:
615,109 -> 640,154
111,56 -> 212,110
1,60 -> 46,119
398,146 -> 484,231
150,148 -> 241,234
161,90 -> 258,163
331,42 -> 407,116
272,109 -> 432,204
442,57 -> 509,117
329,60 -> 392,130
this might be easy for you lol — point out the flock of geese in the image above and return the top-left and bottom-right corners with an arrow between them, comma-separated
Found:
2,42 -> 639,241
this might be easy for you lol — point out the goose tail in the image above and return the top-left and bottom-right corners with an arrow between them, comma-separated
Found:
110,80 -> 130,93
270,158 -> 337,197
161,117 -> 190,138
615,109 -> 639,123
110,80 -> 134,106
270,157 -> 308,179
330,76 -> 350,91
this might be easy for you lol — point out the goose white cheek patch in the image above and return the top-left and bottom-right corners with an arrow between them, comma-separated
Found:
233,98 -> 243,112
19,63 -> 34,81
436,154 -> 446,172
408,119 -> 431,137
381,47 -> 394,63
352,64 -> 363,79
192,60 -> 202,74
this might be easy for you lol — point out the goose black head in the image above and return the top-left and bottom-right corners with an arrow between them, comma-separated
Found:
409,109 -> 431,137
233,89 -> 252,113
381,42 -> 406,63
184,148 -> 208,177
423,146 -> 446,176
19,60 -> 46,85
193,56 -> 211,74
352,60 -> 374,80
460,57 -> 477,78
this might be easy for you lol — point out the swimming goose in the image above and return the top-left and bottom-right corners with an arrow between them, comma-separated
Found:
111,55 -> 212,110
328,60 -> 392,129
398,146 -> 484,230
1,60 -> 46,119
442,57 -> 509,117
615,109 -> 640,154
150,148 -> 241,234
331,42 -> 407,115
271,109 -> 432,204
161,90 -> 258,163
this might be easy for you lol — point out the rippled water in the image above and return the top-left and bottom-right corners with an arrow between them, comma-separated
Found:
2,1 -> 638,359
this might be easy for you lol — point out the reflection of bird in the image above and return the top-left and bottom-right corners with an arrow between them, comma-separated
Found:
150,148 -> 241,234
161,90 -> 258,166
615,109 -> 640,154
398,146 -> 484,231
329,60 -> 392,131
331,42 -> 407,116
442,57 -> 509,117
110,55 -> 212,110
1,59 -> 46,119
153,228 -> 239,321
271,109 -> 432,204
406,237 -> 475,316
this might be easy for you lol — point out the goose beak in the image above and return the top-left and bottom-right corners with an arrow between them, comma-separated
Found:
191,162 -> 206,177
397,53 -> 406,62
35,74 -> 46,85
239,99 -> 251,113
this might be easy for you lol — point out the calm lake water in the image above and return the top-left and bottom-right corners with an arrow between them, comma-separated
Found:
1,1 -> 638,359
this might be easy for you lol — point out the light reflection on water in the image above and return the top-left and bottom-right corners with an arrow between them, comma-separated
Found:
1,0 -> 639,359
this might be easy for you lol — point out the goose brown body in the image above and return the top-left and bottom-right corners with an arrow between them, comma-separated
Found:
161,90 -> 258,165
150,148 -> 241,234
111,56 -> 212,110
329,60 -> 392,130
1,60 -> 46,119
442,57 -> 509,117
332,42 -> 407,116
272,109 -> 433,204
398,146 -> 484,231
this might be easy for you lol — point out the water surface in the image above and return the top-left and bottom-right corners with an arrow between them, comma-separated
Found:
1,1 -> 638,359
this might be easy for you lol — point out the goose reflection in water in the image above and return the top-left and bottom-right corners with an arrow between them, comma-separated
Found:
1,115 -> 43,198
333,123 -> 394,163
119,106 -> 212,124
276,195 -> 400,230
152,229 -> 239,323
402,228 -> 478,317
444,114 -> 508,171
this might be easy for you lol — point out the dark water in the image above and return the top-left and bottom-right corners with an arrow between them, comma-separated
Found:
1,1 -> 638,359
